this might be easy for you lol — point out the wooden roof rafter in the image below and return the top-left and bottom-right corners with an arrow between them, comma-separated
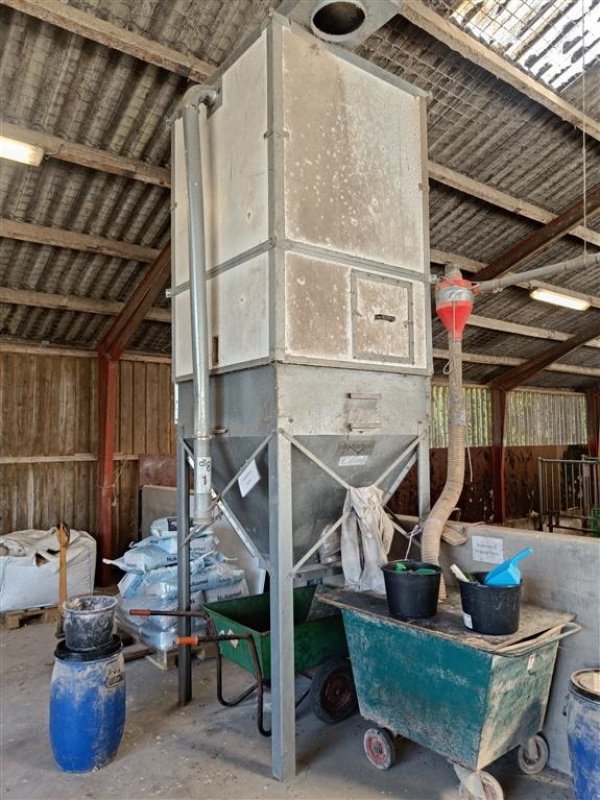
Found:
401,2 -> 600,143
0,218 -> 160,262
476,181 -> 600,280
487,318 -> 600,390
0,286 -> 169,322
0,121 -> 170,188
3,0 -> 599,142
0,0 -> 214,82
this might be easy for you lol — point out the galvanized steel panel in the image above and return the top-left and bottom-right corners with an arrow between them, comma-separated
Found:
282,24 -> 427,273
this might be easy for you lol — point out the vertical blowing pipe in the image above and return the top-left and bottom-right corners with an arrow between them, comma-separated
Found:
180,85 -> 218,528
176,86 -> 217,703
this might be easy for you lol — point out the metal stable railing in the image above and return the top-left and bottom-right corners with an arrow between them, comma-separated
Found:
537,458 -> 600,534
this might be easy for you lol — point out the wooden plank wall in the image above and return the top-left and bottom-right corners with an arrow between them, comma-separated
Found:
393,444 -> 584,523
0,351 -> 174,554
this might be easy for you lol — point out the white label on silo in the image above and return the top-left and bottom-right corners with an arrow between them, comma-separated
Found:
338,455 -> 369,467
238,459 -> 260,498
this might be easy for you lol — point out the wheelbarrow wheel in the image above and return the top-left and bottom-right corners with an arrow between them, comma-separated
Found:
458,770 -> 504,800
363,727 -> 396,770
517,734 -> 549,775
310,657 -> 358,724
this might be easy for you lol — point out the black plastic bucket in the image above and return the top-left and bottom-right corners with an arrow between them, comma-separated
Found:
63,595 -> 117,651
458,572 -> 521,635
381,560 -> 441,619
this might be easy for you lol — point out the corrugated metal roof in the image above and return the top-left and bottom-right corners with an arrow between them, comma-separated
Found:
430,0 -> 600,96
0,0 -> 598,389
359,18 -> 600,214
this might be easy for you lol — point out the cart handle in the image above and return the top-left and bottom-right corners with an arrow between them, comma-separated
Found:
497,622 -> 581,656
176,632 -> 254,646
178,636 -> 199,646
129,608 -> 208,618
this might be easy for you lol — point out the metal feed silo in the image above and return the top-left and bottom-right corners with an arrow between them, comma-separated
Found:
171,11 -> 431,779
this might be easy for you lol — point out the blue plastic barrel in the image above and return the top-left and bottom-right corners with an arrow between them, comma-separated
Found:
567,668 -> 600,800
49,635 -> 126,772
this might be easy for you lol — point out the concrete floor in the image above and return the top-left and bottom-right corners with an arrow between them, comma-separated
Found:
1,622 -> 573,800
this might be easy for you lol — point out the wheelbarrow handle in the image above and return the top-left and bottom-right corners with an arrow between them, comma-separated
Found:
177,633 -> 253,646
178,636 -> 200,646
129,608 -> 209,618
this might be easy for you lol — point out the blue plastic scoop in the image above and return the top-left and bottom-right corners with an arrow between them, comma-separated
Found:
483,547 -> 533,586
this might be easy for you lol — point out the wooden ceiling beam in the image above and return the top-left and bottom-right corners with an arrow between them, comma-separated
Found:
0,120 -> 170,188
433,348 -> 600,378
6,120 -> 600,253
476,181 -> 600,281
402,3 -> 600,143
1,0 -> 214,82
7,0 -> 598,147
97,242 -> 171,360
430,248 -> 600,310
0,217 -> 160,262
5,286 -> 598,360
0,286 -> 169,322
0,339 -> 171,362
429,162 -> 600,249
468,313 -> 600,350
486,318 -> 600,390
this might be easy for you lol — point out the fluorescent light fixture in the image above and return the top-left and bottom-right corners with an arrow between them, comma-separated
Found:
0,135 -> 44,166
530,288 -> 590,311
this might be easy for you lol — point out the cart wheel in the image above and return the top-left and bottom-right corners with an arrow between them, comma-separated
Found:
310,657 -> 358,724
517,734 -> 549,775
363,727 -> 396,770
458,771 -> 504,800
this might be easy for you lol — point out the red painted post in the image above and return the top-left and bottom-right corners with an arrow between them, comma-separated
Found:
94,241 -> 171,584
96,355 -> 118,585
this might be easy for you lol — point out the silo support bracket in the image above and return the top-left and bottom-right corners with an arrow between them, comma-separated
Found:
287,432 -> 424,573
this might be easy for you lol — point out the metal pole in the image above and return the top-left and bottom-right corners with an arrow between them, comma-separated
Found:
180,85 -> 218,528
177,425 -> 192,706
537,458 -> 544,531
417,419 -> 431,521
268,431 -> 296,780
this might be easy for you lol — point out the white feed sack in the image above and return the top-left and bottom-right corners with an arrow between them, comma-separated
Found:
0,528 -> 96,612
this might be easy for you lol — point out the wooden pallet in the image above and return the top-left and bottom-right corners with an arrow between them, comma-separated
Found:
116,621 -> 215,671
145,641 -> 216,672
1,605 -> 61,630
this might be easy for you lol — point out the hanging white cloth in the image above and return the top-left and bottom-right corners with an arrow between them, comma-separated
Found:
341,485 -> 394,595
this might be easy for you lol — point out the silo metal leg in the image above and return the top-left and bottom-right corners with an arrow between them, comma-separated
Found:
268,431 -> 296,780
418,431 -> 431,519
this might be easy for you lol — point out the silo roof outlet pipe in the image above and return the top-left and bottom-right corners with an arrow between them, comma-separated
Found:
179,85 -> 219,527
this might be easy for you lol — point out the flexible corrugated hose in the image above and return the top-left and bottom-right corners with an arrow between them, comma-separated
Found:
421,334 -> 466,600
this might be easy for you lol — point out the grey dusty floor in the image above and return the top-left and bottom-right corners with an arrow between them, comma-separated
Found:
1,622 -> 572,800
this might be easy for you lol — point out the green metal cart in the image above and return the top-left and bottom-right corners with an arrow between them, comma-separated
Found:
320,588 -> 578,800
200,586 -> 357,736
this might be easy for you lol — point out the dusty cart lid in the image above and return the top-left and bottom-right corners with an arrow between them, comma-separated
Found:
570,669 -> 600,702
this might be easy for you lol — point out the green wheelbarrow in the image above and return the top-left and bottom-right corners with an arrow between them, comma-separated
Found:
132,586 -> 357,737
